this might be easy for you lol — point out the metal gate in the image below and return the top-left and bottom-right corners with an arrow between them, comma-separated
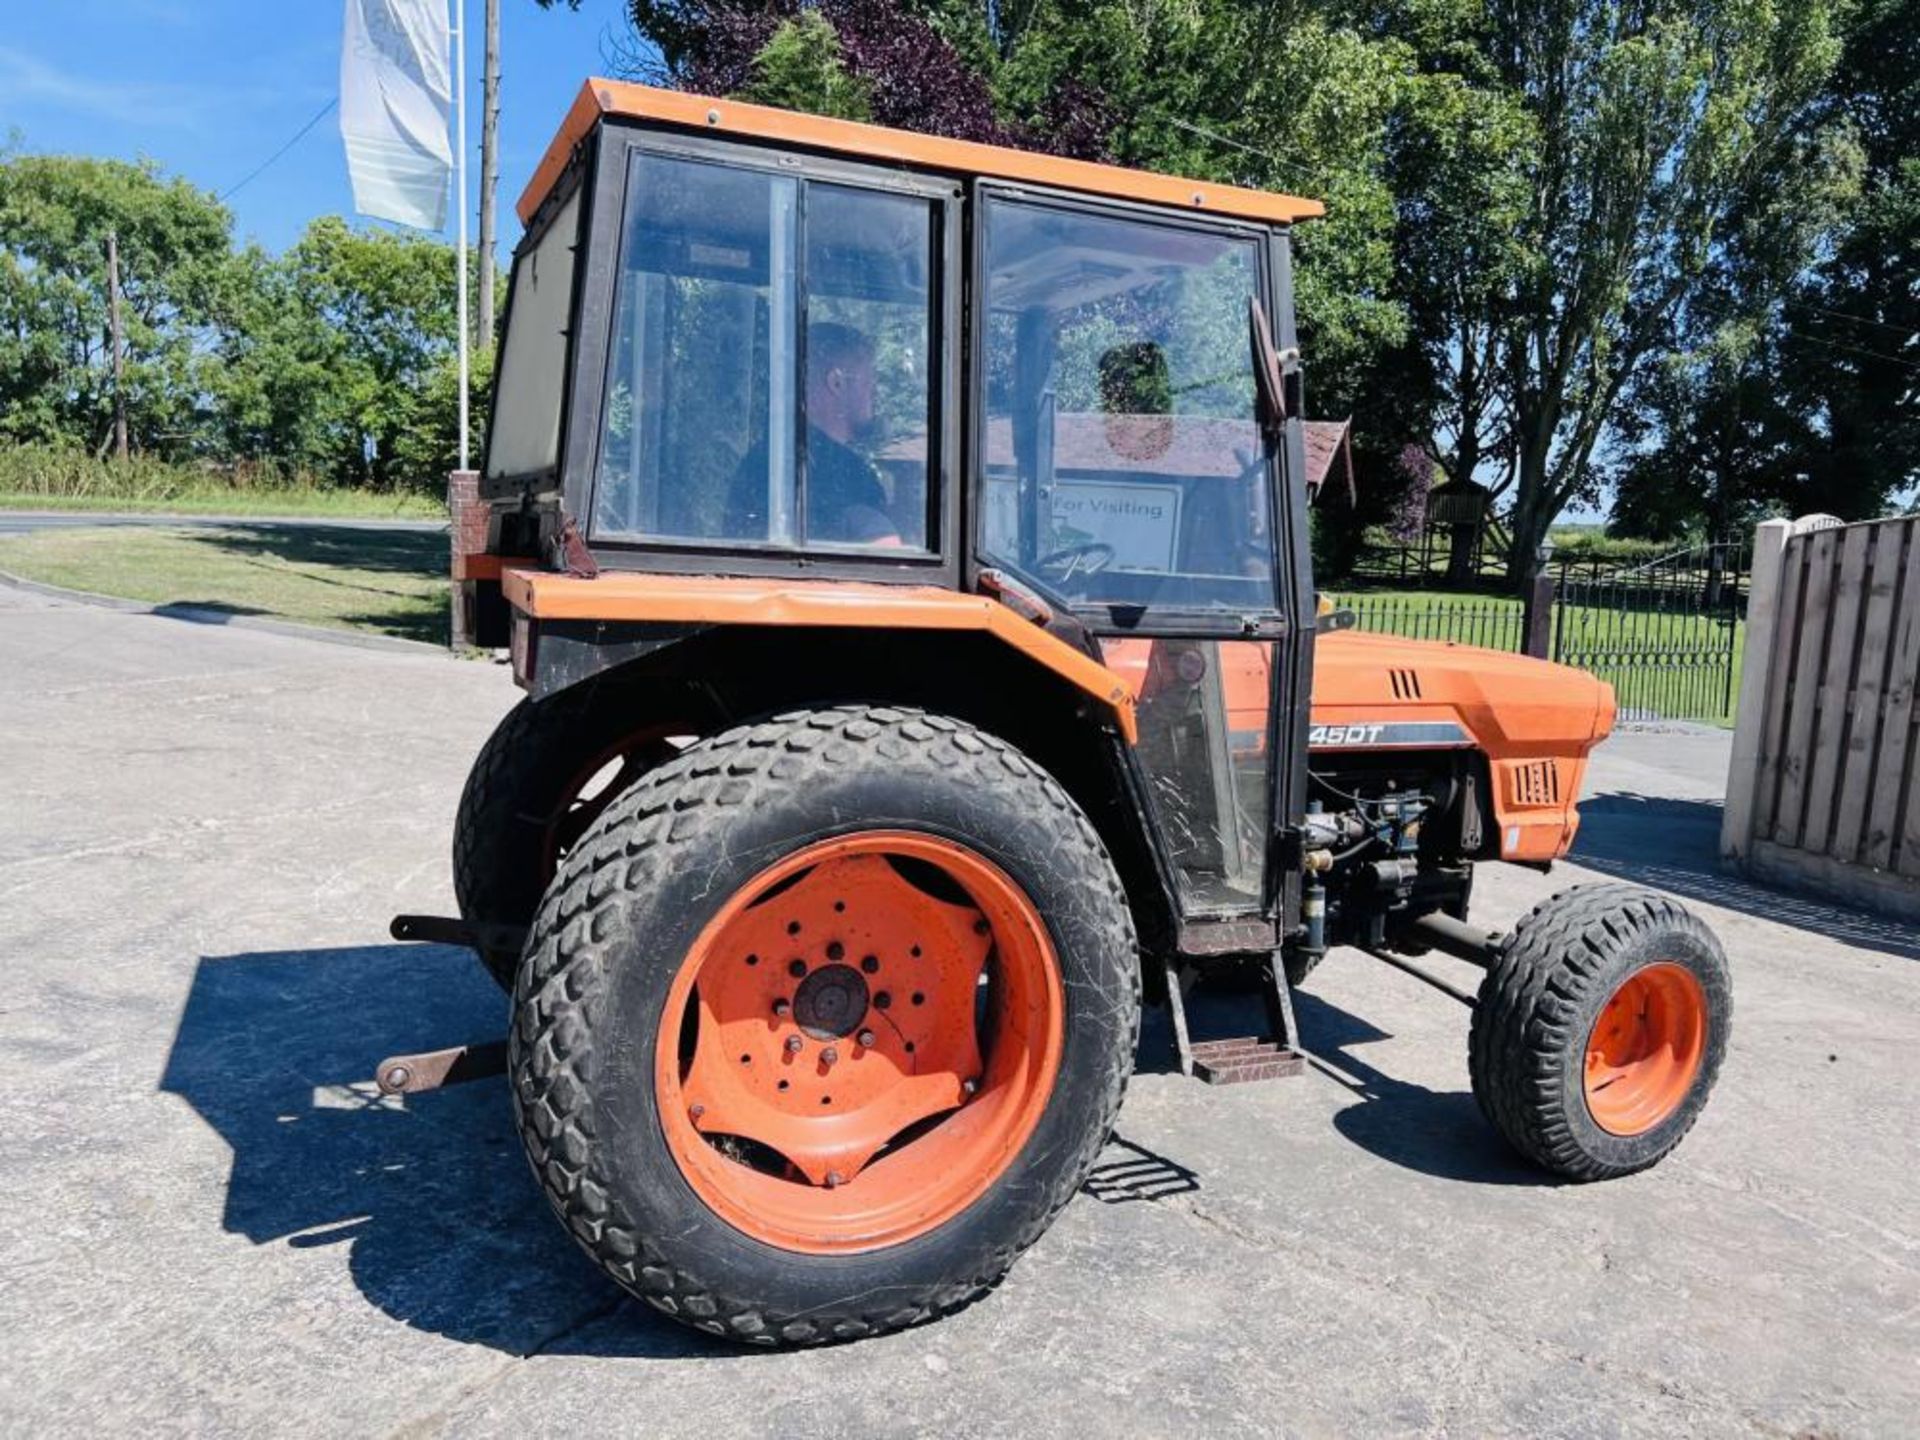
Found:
1551,541 -> 1747,721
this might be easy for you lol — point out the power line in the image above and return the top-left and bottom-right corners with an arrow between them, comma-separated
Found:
219,98 -> 338,202
1792,328 -> 1920,374
1164,115 -> 1318,186
1782,296 -> 1917,339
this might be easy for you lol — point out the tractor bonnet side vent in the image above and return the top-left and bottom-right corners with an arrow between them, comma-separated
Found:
1389,668 -> 1423,700
1509,760 -> 1561,808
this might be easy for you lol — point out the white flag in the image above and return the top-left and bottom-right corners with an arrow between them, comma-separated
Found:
340,0 -> 452,230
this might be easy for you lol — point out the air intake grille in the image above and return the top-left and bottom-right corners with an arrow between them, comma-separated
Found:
1509,760 -> 1561,808
1388,668 -> 1423,700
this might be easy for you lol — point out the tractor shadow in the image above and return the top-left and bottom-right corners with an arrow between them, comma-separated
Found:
1296,992 -> 1555,1186
158,942 -> 723,1359
1136,981 -> 1548,1186
1574,791 -> 1920,961
161,940 -> 1546,1357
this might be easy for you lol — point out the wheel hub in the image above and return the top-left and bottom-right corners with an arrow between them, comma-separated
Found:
1583,961 -> 1707,1136
656,832 -> 1065,1253
792,963 -> 869,1039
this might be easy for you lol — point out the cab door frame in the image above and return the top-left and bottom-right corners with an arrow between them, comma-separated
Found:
960,182 -> 1313,942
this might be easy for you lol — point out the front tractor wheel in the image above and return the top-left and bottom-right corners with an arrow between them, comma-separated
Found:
1469,884 -> 1730,1181
510,708 -> 1140,1345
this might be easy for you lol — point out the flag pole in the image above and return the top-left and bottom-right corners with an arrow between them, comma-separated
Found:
453,0 -> 471,471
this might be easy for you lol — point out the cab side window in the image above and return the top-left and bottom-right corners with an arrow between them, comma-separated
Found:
591,151 -> 937,554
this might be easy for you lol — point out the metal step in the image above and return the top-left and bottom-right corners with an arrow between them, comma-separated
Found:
1189,1037 -> 1305,1085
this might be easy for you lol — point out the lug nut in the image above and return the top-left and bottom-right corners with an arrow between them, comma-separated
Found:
772,999 -> 791,1017
962,1078 -> 978,1095
690,1104 -> 705,1120
874,991 -> 892,1010
861,955 -> 879,974
857,1029 -> 876,1048
788,959 -> 807,978
821,1047 -> 839,1066
785,1035 -> 804,1054
826,941 -> 844,960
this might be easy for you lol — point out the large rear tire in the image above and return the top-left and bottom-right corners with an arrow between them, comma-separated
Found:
1470,884 -> 1730,1180
452,685 -> 690,989
510,707 -> 1140,1345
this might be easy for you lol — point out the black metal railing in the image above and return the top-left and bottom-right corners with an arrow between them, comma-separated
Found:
1552,540 -> 1748,722
1342,592 -> 1528,653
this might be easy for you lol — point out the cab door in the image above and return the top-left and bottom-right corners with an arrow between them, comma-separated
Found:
970,188 -> 1311,931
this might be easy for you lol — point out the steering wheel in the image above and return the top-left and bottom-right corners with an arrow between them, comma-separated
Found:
1035,542 -> 1116,582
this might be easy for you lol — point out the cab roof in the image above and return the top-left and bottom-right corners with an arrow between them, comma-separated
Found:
518,79 -> 1325,229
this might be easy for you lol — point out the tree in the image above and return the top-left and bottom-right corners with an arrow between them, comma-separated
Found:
1352,0 -> 1847,569
274,217 -> 468,489
1777,0 -> 1920,518
737,9 -> 872,119
1492,0 -> 1843,569
0,155 -> 233,456
1601,0 -> 1911,536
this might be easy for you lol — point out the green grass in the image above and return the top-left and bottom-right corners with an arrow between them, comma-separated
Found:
0,524 -> 451,644
0,443 -> 446,520
0,489 -> 445,519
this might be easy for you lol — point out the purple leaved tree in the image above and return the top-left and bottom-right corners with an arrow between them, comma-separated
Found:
609,0 -> 1114,159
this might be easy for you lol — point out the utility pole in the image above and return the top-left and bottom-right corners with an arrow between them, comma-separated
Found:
105,231 -> 128,463
476,0 -> 500,352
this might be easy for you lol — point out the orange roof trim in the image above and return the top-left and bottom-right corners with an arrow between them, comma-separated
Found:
503,568 -> 1139,742
518,79 -> 1324,228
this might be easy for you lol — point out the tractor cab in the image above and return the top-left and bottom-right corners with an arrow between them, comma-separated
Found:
474,80 -> 1322,946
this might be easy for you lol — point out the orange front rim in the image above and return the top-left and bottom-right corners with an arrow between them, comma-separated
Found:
1583,962 -> 1707,1136
655,831 -> 1065,1254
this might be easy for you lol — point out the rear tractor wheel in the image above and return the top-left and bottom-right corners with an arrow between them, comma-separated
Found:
510,707 -> 1140,1345
452,684 -> 694,989
1469,884 -> 1730,1181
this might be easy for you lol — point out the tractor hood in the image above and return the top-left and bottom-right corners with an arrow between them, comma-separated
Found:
1310,629 -> 1616,862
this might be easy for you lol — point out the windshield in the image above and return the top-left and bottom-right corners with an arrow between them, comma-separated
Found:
976,197 -> 1274,618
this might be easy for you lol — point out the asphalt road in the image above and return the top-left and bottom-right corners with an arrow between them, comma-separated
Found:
1,583 -> 1914,1438
0,509 -> 444,536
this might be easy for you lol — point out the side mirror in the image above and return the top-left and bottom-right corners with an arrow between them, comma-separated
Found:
1248,299 -> 1297,451
1249,299 -> 1284,446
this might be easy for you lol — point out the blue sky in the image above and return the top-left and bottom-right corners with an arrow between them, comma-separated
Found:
0,0 -> 641,253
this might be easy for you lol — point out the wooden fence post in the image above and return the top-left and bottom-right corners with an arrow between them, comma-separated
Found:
1720,518 -> 1793,861
1521,570 -> 1555,659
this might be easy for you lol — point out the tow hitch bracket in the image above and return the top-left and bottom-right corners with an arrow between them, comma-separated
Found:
389,913 -> 528,954
375,1041 -> 508,1096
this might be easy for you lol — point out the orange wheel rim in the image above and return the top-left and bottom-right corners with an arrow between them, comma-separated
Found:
655,831 -> 1065,1254
1583,962 -> 1707,1136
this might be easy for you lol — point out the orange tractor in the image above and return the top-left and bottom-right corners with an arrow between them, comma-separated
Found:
392,81 -> 1731,1346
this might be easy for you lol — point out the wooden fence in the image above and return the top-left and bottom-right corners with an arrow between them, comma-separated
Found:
1721,514 -> 1920,920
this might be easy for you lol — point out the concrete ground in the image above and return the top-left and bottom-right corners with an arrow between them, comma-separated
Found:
1,584 -> 1914,1439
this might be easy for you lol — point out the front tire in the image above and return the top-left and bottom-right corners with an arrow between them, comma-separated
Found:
510,707 -> 1140,1345
1470,884 -> 1730,1180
